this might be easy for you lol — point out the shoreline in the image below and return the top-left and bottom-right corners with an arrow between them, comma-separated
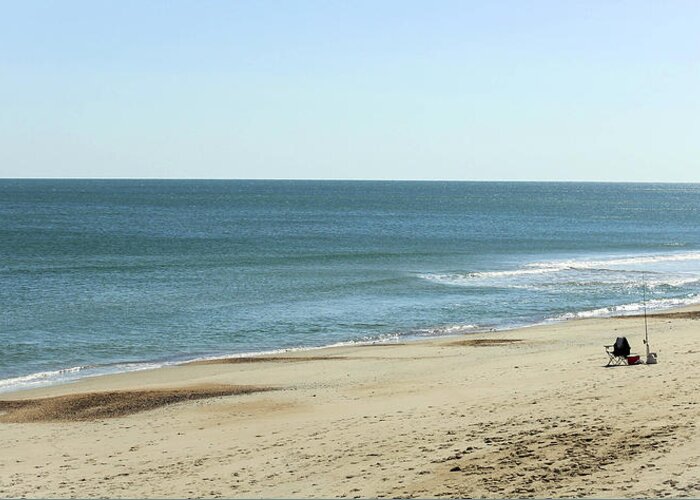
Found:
3,295 -> 699,396
1,304 -> 698,497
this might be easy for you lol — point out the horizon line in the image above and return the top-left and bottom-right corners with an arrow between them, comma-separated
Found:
1,177 -> 698,184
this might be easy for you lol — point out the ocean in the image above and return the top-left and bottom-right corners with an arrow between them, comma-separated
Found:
1,180 -> 699,392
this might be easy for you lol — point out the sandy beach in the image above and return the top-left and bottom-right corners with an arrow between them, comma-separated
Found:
1,307 -> 698,498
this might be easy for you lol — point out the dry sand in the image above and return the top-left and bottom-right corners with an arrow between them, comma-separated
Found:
1,307 -> 698,498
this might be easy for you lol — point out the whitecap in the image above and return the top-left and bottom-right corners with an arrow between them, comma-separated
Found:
548,294 -> 700,322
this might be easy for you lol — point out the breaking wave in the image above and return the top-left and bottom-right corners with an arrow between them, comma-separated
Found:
0,362 -> 174,394
419,251 -> 700,289
549,294 -> 700,321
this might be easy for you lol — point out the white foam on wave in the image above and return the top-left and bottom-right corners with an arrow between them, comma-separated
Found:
549,294 -> 700,321
529,251 -> 700,273
0,365 -> 87,392
420,251 -> 700,287
649,276 -> 700,288
421,266 -> 563,284
414,324 -> 480,336
0,361 -> 176,394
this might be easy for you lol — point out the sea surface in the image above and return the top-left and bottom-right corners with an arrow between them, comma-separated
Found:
2,180 -> 700,392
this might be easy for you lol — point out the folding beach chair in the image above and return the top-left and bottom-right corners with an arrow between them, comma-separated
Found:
605,336 -> 631,366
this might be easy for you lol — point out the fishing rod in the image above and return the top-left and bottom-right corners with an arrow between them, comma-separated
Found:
643,279 -> 649,354
642,276 -> 657,364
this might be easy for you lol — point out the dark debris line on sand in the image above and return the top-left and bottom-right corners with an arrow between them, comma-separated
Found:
0,385 -> 275,423
186,355 -> 348,366
448,338 -> 523,347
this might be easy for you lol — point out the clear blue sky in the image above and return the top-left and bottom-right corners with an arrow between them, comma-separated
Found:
1,0 -> 698,181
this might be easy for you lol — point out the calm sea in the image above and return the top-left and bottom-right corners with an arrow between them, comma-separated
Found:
2,180 -> 699,391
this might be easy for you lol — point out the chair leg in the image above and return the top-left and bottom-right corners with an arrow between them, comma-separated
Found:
606,354 -> 625,366
606,353 -> 617,366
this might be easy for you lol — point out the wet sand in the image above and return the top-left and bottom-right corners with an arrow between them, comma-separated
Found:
1,307 -> 698,498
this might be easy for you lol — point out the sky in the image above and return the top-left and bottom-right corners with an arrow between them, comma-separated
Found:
0,0 -> 698,181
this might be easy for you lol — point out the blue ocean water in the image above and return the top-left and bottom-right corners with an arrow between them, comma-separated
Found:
1,180 -> 700,391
